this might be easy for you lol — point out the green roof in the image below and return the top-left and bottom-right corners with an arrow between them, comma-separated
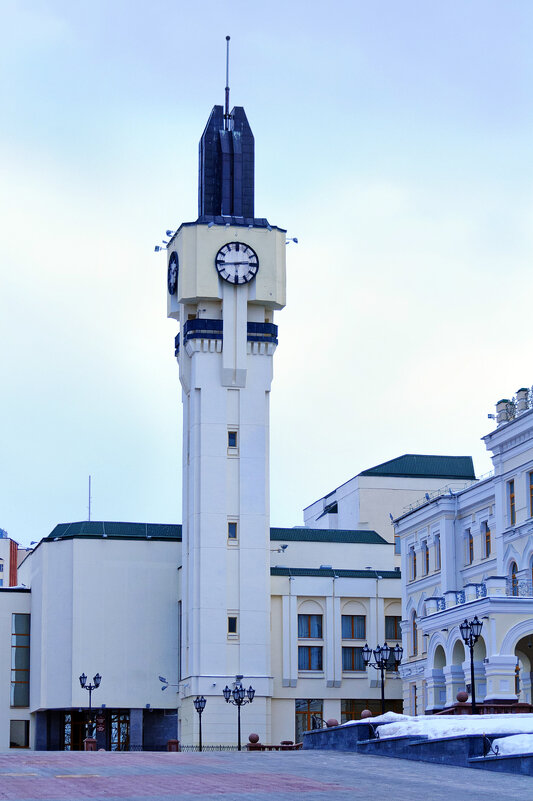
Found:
270,528 -> 387,544
45,521 -> 182,542
43,522 -> 388,545
360,454 -> 475,480
271,567 -> 401,579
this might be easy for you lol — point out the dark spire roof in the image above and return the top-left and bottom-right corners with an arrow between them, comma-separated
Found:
197,105 -> 269,228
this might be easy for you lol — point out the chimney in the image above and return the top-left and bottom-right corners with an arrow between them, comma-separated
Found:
496,399 -> 511,426
516,387 -> 529,414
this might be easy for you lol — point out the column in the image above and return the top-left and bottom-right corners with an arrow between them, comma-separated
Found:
443,664 -> 465,706
424,669 -> 446,711
484,655 -> 519,703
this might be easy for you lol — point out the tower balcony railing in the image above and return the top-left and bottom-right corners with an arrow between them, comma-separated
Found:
176,319 -> 279,353
183,318 -> 224,343
247,322 -> 278,344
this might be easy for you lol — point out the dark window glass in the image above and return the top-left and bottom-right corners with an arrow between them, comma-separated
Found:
228,431 -> 237,448
10,720 -> 29,748
298,614 -> 322,638
342,647 -> 364,671
110,711 -> 130,751
11,614 -> 30,707
295,699 -> 322,742
385,616 -> 402,640
228,522 -> 237,539
341,615 -> 365,639
228,616 -> 237,634
298,646 -> 323,670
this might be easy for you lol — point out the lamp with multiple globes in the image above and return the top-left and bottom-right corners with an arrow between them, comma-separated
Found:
459,615 -> 483,714
79,672 -> 102,739
222,678 -> 255,750
362,643 -> 403,715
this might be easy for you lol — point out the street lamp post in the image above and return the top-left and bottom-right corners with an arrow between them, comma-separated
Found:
362,643 -> 403,715
193,696 -> 207,751
79,672 -> 102,738
223,678 -> 255,751
460,616 -> 483,714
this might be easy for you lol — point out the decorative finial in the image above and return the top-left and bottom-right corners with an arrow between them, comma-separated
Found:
224,35 -> 231,131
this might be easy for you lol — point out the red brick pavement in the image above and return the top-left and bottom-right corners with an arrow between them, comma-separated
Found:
0,752 -> 354,799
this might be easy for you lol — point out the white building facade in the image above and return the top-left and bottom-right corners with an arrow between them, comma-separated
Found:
3,520 -> 405,750
395,387 -> 533,715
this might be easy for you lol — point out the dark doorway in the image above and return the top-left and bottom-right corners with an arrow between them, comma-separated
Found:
61,711 -> 88,751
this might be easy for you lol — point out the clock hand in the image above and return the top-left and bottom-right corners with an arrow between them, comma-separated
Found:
225,261 -> 252,266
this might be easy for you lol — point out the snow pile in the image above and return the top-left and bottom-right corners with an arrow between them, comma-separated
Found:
492,733 -> 533,756
343,713 -> 533,745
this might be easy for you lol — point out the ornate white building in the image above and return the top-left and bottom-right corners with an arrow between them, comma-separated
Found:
395,387 -> 533,715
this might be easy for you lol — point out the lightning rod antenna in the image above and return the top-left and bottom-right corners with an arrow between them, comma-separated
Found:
224,35 -> 231,131
88,475 -> 91,521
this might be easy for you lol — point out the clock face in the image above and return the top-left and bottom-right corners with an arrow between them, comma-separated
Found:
168,251 -> 178,295
215,242 -> 259,285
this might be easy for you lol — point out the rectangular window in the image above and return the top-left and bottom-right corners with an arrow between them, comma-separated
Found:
0,562 -> 3,571
10,720 -> 29,748
423,542 -> 429,575
509,479 -> 516,525
466,530 -> 474,565
227,616 -> 238,635
11,614 -> 30,708
228,431 -> 238,448
298,614 -> 322,639
227,521 -> 238,540
530,472 -> 533,517
435,534 -> 441,570
410,547 -> 416,580
295,699 -> 322,741
342,646 -> 364,671
484,523 -> 491,558
341,615 -> 365,639
298,646 -> 323,671
385,615 -> 402,640
0,579 -> 3,587
394,531 -> 401,555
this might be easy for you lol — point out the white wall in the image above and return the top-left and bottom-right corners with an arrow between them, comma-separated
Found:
25,538 -> 180,712
0,590 -> 31,750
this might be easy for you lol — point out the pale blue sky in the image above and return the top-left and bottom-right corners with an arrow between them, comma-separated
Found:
1,1 -> 532,545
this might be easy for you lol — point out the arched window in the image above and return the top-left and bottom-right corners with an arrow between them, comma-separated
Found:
412,612 -> 418,656
510,561 -> 519,596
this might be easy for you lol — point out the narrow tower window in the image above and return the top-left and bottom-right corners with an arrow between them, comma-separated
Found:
435,533 -> 441,570
228,521 -> 238,540
484,523 -> 491,557
509,480 -> 516,525
228,431 -> 238,448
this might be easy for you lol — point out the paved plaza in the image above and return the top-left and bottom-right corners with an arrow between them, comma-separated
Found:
0,750 -> 531,800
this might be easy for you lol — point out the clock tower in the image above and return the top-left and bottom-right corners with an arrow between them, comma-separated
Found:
166,82 -> 286,744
